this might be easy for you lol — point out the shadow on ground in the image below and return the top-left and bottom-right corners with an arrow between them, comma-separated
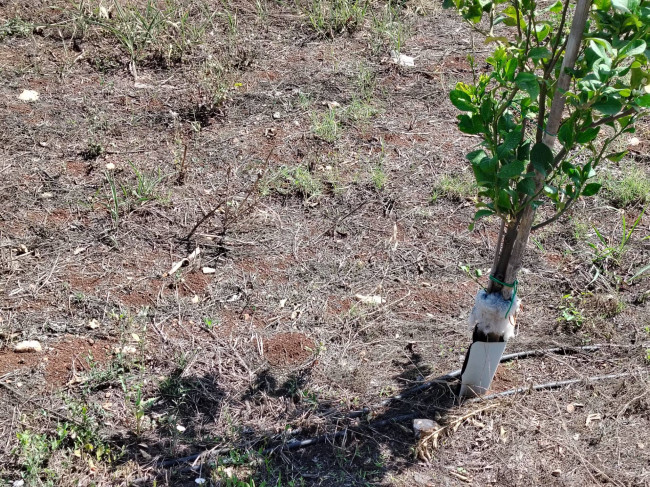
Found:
125,350 -> 464,486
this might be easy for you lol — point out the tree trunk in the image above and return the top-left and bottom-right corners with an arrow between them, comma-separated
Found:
460,0 -> 593,397
488,0 -> 592,300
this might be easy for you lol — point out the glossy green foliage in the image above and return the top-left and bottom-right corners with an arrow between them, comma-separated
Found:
446,0 -> 650,228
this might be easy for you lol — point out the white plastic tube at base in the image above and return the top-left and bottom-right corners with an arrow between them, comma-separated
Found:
460,290 -> 520,398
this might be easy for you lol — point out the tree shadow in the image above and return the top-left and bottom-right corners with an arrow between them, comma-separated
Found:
130,347 -> 466,486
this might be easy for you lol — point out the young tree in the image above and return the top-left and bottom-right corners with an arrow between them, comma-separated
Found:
444,0 -> 650,395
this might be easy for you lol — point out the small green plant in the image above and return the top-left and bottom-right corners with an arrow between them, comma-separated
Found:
344,98 -> 379,122
430,173 -> 477,203
91,0 -> 165,76
204,317 -> 218,330
82,142 -> 104,160
15,430 -> 56,483
370,0 -> 407,54
262,166 -> 323,199
0,17 -> 34,39
602,166 -> 650,207
589,206 -> 648,266
355,62 -> 375,100
103,162 -> 169,226
311,108 -> 340,142
371,164 -> 387,191
14,404 -> 114,483
89,0 -> 211,75
128,383 -> 158,437
557,294 -> 585,331
298,91 -> 313,109
306,0 -> 369,37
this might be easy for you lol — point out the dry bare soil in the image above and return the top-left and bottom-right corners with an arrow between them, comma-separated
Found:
1,0 -> 649,485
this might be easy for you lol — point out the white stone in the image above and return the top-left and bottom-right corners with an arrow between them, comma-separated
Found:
14,340 -> 42,353
18,90 -> 39,102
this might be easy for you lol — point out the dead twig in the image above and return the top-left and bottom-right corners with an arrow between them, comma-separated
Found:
183,147 -> 273,241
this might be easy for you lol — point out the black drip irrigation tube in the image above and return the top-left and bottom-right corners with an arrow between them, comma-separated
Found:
159,344 -> 632,470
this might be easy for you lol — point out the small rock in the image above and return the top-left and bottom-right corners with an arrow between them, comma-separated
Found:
413,418 -> 439,438
18,89 -> 39,102
40,192 -> 54,199
566,403 -> 575,413
14,340 -> 42,353
201,267 -> 216,274
390,51 -> 415,67
88,319 -> 100,330
354,294 -> 385,305
105,162 -> 116,170
551,469 -> 561,477
13,480 -> 25,487
191,295 -> 200,303
114,345 -> 137,355
272,111 -> 281,119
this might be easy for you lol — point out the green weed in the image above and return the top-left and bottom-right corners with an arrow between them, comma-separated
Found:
371,164 -> 387,191
344,98 -> 379,122
602,166 -> 650,208
430,174 -> 476,202
589,207 -> 648,267
305,0 -> 369,37
88,0 -> 212,75
370,0 -> 407,54
14,404 -> 114,484
104,162 -> 170,226
261,166 -> 323,199
557,294 -> 585,331
311,109 -> 340,142
0,17 -> 33,39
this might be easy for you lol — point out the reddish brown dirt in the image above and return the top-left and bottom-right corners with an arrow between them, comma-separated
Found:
264,333 -> 314,367
0,337 -> 113,386
177,271 -> 211,297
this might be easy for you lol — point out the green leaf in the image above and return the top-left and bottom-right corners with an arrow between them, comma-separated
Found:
497,129 -> 522,157
504,58 -> 517,81
450,89 -> 475,111
530,142 -> 553,176
612,0 -> 631,13
589,39 -> 612,60
619,39 -> 646,57
581,182 -> 602,196
473,209 -> 495,220
458,114 -> 484,134
517,177 -> 536,196
534,23 -> 551,42
606,150 -> 628,162
545,0 -> 563,11
498,160 -> 525,179
497,189 -> 512,211
514,72 -> 539,99
576,126 -> 601,143
528,47 -> 552,60
636,93 -> 650,108
593,96 -> 622,115
467,149 -> 488,165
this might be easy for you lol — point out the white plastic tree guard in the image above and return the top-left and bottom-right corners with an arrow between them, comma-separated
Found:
459,290 -> 520,398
